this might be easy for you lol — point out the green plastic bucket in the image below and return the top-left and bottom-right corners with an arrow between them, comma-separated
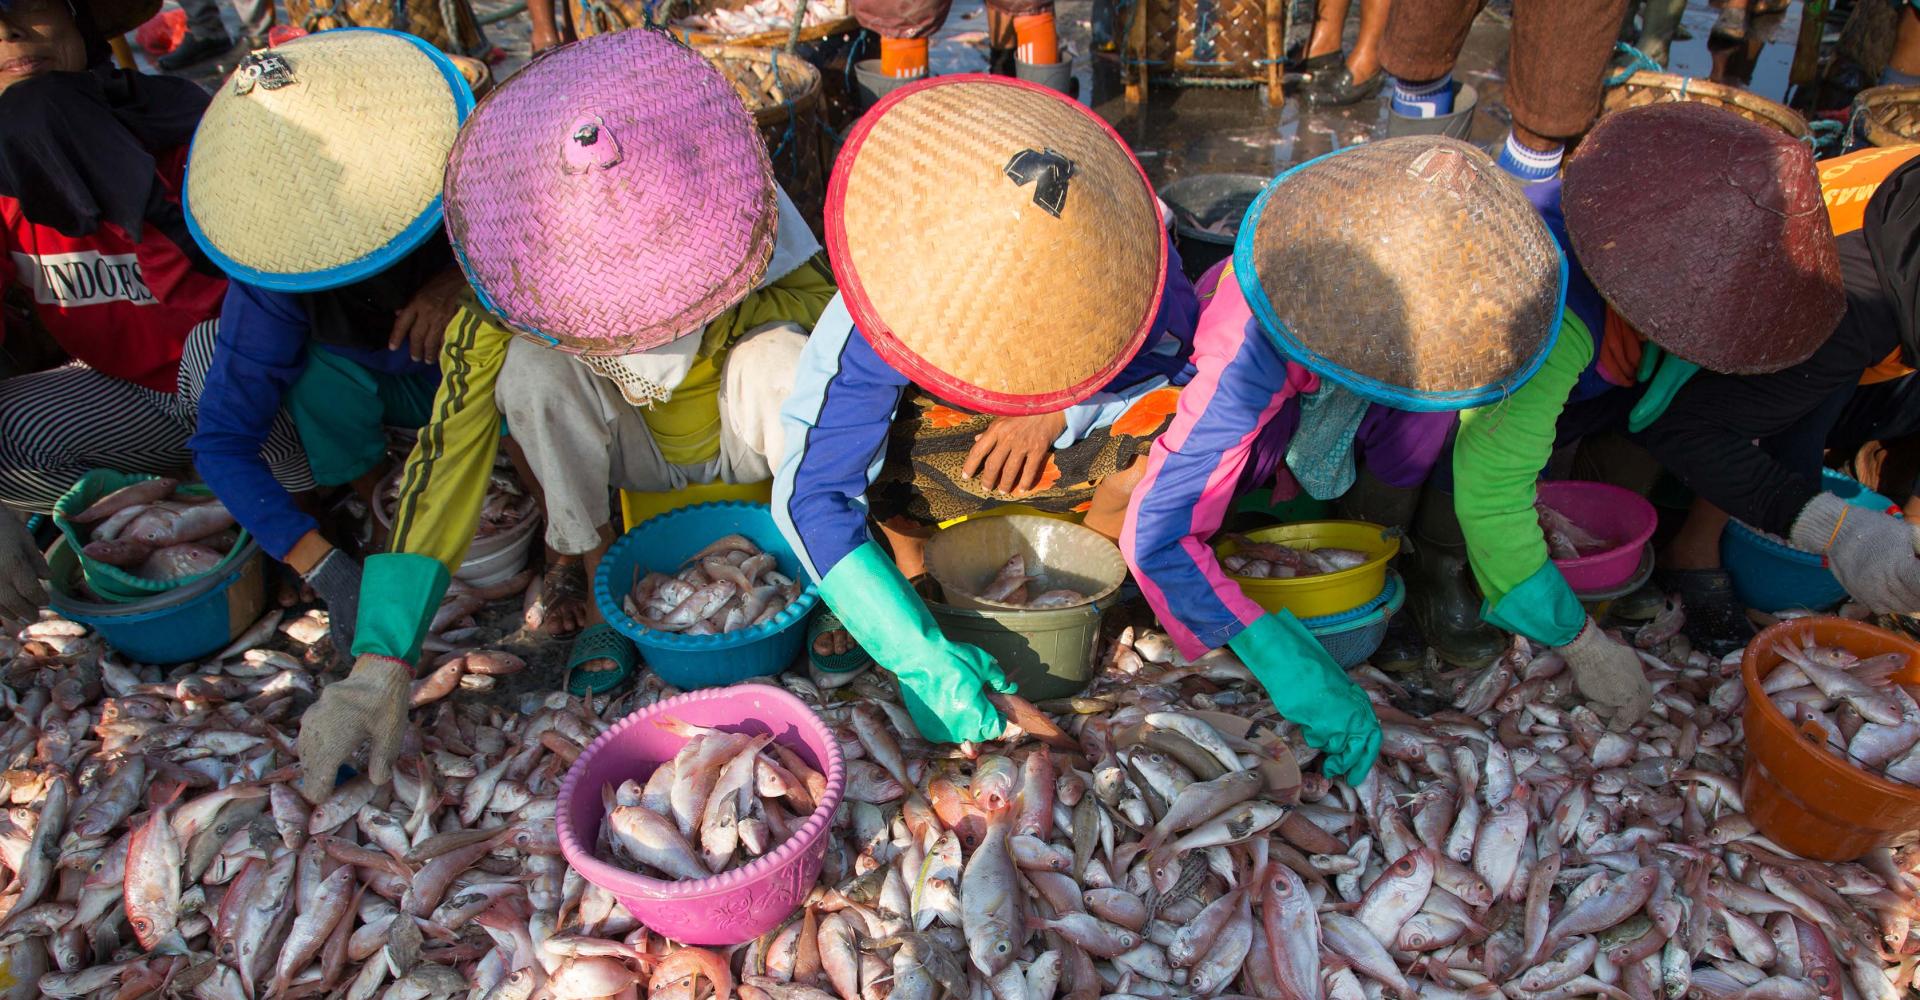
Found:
913,575 -> 1116,702
52,470 -> 251,604
916,514 -> 1131,701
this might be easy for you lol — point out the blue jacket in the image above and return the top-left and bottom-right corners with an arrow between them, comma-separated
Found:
775,239 -> 1199,582
190,280 -> 436,559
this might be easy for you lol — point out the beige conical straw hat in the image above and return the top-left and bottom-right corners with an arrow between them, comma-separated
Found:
825,75 -> 1166,416
185,29 -> 474,292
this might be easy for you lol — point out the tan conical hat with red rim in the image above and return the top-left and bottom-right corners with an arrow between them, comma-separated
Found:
825,75 -> 1166,416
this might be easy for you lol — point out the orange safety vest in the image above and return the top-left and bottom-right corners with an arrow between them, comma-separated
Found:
1817,145 -> 1920,384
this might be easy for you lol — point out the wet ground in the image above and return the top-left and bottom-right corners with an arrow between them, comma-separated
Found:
163,0 -> 1820,190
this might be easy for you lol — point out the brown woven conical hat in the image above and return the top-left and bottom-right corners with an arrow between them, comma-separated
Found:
825,75 -> 1165,416
1564,101 -> 1844,375
1234,137 -> 1565,411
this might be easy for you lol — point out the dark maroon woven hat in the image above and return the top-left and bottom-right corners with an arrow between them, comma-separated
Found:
1564,101 -> 1844,375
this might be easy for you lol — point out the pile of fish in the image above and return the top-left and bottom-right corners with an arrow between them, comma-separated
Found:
0,606 -> 696,999
674,0 -> 847,36
381,472 -> 536,543
622,534 -> 805,635
1763,635 -> 1920,786
1537,500 -> 1613,561
1221,535 -> 1370,579
963,555 -> 1092,610
596,719 -> 824,880
7,541 -> 1920,999
69,478 -> 240,583
732,610 -> 1920,1000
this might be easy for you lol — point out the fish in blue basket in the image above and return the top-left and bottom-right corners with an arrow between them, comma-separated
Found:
624,534 -> 804,635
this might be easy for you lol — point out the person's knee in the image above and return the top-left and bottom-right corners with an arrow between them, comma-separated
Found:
723,323 -> 808,399
497,339 -> 587,428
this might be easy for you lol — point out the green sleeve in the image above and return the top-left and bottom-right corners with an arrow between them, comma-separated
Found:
709,254 -> 837,343
385,305 -> 512,573
1479,559 -> 1587,648
352,553 -> 451,663
351,304 -> 512,663
1454,317 -> 1593,646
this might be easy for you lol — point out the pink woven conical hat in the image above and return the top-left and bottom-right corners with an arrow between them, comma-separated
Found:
443,31 -> 776,356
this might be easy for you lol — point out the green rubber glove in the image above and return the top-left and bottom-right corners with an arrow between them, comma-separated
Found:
1626,346 -> 1702,433
818,542 -> 1015,743
1226,611 -> 1381,785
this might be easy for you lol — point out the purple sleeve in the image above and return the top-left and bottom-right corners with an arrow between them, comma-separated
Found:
1121,273 -> 1309,660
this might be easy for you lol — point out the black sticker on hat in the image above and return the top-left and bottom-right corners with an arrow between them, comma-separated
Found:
232,51 -> 294,95
1004,148 -> 1076,218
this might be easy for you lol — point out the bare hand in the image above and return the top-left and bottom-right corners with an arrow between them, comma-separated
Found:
389,268 -> 469,364
962,411 -> 1068,496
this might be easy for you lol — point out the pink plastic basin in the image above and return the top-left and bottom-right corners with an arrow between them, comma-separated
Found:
1536,480 -> 1658,593
556,684 -> 844,945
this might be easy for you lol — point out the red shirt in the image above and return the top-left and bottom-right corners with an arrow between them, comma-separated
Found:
0,146 -> 226,393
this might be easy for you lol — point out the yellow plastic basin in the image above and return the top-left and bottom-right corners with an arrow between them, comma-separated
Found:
1213,520 -> 1399,619
620,479 -> 773,529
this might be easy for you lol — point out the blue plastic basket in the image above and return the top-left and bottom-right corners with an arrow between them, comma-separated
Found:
45,536 -> 266,664
1300,571 -> 1405,669
595,501 -> 820,690
1721,469 -> 1900,613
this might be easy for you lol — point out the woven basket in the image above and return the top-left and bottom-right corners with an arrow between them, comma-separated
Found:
1116,0 -> 1286,103
1856,85 -> 1920,149
703,45 -> 826,235
1602,71 -> 1809,141
284,0 -> 487,55
666,0 -> 856,47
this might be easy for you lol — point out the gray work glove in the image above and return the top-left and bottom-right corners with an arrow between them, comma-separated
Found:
0,515 -> 48,626
1558,617 -> 1653,729
1791,493 -> 1920,614
301,549 -> 361,655
296,654 -> 410,802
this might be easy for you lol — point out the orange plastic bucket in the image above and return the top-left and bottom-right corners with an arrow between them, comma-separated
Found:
1740,617 -> 1920,861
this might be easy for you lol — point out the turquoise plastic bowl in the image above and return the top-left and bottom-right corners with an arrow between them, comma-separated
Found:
1721,470 -> 1901,613
595,501 -> 820,690
1301,571 -> 1405,669
45,536 -> 266,664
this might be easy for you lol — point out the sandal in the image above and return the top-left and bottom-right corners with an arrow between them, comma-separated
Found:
566,622 -> 639,695
808,609 -> 872,675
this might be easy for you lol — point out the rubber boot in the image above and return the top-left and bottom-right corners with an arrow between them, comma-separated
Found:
1654,568 -> 1756,658
1385,81 -> 1478,140
1335,470 -> 1423,671
854,60 -> 920,108
988,45 -> 1017,76
1016,58 -> 1075,96
1406,483 -> 1507,668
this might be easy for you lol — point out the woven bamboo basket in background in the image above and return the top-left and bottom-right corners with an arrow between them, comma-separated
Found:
1855,85 -> 1920,148
668,0 -> 856,47
566,0 -> 853,46
702,45 -> 828,238
1602,71 -> 1810,141
286,0 -> 488,55
1115,0 -> 1287,104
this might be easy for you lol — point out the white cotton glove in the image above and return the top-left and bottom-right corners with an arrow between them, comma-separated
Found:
1791,493 -> 1920,614
296,655 -> 410,803
1557,617 -> 1653,729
